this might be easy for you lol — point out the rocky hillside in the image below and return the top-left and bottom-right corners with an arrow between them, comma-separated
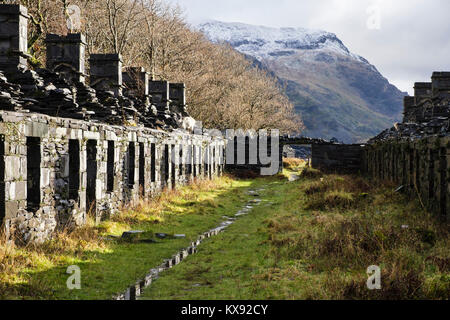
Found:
197,21 -> 406,143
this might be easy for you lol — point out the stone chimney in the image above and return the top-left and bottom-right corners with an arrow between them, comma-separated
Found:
0,4 -> 29,74
45,33 -> 87,83
123,67 -> 149,97
414,82 -> 432,105
89,54 -> 123,96
149,80 -> 170,113
169,83 -> 187,115
431,72 -> 450,98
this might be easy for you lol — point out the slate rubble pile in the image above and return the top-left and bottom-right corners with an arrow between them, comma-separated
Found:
0,64 -> 189,130
0,71 -> 24,111
369,73 -> 450,144
369,117 -> 450,143
0,4 -> 190,131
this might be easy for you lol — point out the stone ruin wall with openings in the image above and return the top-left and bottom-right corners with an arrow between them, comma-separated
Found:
0,4 -> 225,244
281,71 -> 449,221
363,72 -> 450,222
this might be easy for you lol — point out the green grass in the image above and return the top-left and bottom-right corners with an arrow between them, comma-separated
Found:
142,168 -> 449,300
0,176 -> 256,300
141,178 -> 284,300
2,167 -> 448,300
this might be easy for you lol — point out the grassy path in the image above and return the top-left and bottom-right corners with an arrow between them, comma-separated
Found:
141,167 -> 449,300
0,177 -> 257,299
140,175 -> 299,300
2,164 -> 448,300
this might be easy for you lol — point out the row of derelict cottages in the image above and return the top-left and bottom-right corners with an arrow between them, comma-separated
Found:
0,112 -> 226,243
0,4 -> 226,244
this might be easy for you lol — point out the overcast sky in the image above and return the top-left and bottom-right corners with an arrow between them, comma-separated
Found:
170,0 -> 450,95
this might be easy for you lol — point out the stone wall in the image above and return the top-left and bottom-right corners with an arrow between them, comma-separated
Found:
363,136 -> 449,221
364,71 -> 449,221
311,144 -> 364,173
0,4 -> 226,244
0,110 -> 225,244
403,73 -> 450,124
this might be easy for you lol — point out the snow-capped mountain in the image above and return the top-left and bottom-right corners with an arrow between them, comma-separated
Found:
197,21 -> 406,143
198,20 -> 363,62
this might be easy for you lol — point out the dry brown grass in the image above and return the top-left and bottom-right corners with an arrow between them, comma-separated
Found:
266,173 -> 450,300
0,175 -> 234,299
0,216 -> 107,299
283,158 -> 307,171
302,174 -> 384,210
107,177 -> 231,228
300,167 -> 324,179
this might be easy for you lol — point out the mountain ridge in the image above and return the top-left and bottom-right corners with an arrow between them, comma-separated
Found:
197,20 -> 406,143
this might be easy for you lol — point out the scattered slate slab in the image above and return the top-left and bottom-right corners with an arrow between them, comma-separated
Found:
155,233 -> 186,240
172,254 -> 181,265
215,226 -> 227,232
247,190 -> 260,197
222,216 -> 236,221
121,230 -> 144,241
122,230 -> 144,236
121,230 -> 155,243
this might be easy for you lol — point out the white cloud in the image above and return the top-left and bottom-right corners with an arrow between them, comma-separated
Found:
171,0 -> 450,95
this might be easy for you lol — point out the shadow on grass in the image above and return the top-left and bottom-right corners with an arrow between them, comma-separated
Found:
2,176 -> 271,300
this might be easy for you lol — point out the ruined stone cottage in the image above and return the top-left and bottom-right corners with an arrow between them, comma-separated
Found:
0,4 -> 226,244
287,73 -> 449,221
308,71 -> 450,221
363,72 -> 450,221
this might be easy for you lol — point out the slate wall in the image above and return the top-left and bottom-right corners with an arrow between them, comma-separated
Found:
311,144 -> 364,173
363,136 -> 449,221
0,110 -> 225,244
